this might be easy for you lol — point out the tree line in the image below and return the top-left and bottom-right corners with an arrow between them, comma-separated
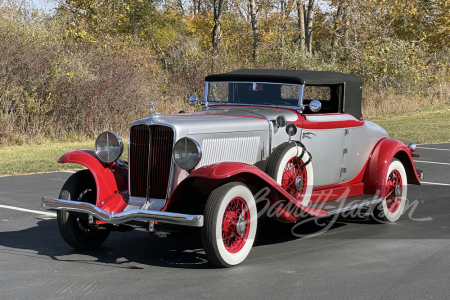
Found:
0,0 -> 449,144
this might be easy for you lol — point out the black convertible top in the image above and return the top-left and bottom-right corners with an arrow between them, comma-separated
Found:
205,69 -> 363,119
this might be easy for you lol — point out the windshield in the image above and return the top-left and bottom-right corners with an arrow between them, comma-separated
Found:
207,82 -> 302,107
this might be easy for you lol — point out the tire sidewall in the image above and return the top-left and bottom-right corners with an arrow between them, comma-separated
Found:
57,170 -> 109,249
274,146 -> 314,206
380,159 -> 407,222
214,184 -> 257,266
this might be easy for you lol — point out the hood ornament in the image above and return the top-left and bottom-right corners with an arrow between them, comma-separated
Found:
150,101 -> 161,117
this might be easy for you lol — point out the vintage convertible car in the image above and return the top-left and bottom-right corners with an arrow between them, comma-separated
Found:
42,69 -> 423,267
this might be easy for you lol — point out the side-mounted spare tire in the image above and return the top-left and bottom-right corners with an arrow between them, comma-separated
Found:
265,142 -> 314,206
57,169 -> 110,249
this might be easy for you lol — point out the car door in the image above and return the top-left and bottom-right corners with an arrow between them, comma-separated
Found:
300,115 -> 346,187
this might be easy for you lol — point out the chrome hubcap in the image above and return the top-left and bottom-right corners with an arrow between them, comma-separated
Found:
395,185 -> 402,197
236,216 -> 247,236
295,176 -> 304,191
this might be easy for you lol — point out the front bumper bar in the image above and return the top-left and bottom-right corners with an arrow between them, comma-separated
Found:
41,197 -> 204,227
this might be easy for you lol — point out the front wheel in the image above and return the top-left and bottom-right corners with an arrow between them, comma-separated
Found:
57,170 -> 110,249
202,182 -> 257,267
371,158 -> 408,223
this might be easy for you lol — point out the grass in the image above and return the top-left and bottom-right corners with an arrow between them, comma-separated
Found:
0,140 -> 129,176
0,104 -> 448,176
369,104 -> 450,144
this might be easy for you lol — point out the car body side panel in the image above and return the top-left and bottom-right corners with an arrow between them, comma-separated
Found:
301,127 -> 346,187
342,121 -> 389,182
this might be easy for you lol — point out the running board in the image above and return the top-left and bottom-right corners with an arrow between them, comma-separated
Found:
307,194 -> 383,216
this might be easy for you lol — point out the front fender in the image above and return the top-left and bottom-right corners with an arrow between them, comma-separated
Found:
363,139 -> 421,197
166,162 -> 327,218
58,150 -> 127,210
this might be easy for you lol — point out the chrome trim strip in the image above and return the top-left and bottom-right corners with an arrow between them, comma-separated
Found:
202,82 -> 209,108
127,129 -> 131,197
206,102 -> 299,111
128,119 -> 177,201
146,126 -> 151,200
298,84 -> 305,113
42,197 -> 203,227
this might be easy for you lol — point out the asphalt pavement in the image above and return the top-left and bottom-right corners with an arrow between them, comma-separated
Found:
0,143 -> 449,299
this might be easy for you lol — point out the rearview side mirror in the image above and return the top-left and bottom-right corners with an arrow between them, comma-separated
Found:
309,100 -> 322,113
189,95 -> 198,106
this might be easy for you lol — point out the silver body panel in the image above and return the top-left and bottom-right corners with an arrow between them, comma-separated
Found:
342,121 -> 388,182
301,128 -> 346,187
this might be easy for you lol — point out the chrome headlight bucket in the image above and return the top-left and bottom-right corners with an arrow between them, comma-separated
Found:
173,137 -> 202,171
95,131 -> 123,164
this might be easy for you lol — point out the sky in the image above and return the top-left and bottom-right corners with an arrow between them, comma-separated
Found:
30,0 -> 57,12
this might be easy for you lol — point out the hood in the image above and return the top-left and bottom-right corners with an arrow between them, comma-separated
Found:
131,106 -> 298,137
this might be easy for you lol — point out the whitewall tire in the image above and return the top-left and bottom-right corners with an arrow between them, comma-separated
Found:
202,182 -> 257,267
372,158 -> 407,223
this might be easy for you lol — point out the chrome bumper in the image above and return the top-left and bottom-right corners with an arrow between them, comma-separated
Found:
41,197 -> 204,227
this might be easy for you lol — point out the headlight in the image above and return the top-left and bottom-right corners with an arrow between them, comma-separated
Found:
95,131 -> 123,164
173,137 -> 202,170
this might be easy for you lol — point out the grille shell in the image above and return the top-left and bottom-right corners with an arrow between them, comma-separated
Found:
129,124 -> 174,199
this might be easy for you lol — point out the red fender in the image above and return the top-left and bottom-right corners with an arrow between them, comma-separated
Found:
363,139 -> 421,197
165,162 -> 328,218
58,149 -> 127,214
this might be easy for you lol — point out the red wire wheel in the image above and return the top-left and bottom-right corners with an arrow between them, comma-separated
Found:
281,157 -> 308,202
222,197 -> 250,253
385,169 -> 402,213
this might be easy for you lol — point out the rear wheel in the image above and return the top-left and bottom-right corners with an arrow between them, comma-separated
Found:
202,182 -> 257,267
57,170 -> 110,249
371,159 -> 407,223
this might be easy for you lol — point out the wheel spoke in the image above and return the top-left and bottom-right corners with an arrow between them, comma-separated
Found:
385,169 -> 402,213
281,157 -> 307,201
222,197 -> 250,253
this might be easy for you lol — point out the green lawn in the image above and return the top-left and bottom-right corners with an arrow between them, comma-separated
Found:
0,104 -> 449,176
0,140 -> 128,176
369,104 -> 450,144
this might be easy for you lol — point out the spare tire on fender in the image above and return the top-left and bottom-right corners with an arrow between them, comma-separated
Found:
265,142 -> 314,206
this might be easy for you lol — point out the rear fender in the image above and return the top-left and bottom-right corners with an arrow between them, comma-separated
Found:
363,139 -> 421,197
58,150 -> 128,213
165,162 -> 328,219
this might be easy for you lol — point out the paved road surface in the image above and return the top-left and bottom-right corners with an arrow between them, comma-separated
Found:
0,144 -> 449,299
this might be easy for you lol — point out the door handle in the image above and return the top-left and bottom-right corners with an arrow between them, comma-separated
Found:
303,131 -> 316,137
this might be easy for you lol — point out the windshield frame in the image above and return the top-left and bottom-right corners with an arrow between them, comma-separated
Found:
203,81 -> 305,112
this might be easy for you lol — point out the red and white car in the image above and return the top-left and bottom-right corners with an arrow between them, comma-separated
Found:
43,69 -> 423,267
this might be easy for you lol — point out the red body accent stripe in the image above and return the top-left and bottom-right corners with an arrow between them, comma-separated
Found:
296,114 -> 365,129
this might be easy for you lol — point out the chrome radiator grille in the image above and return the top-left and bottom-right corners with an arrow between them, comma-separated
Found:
129,125 -> 174,199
